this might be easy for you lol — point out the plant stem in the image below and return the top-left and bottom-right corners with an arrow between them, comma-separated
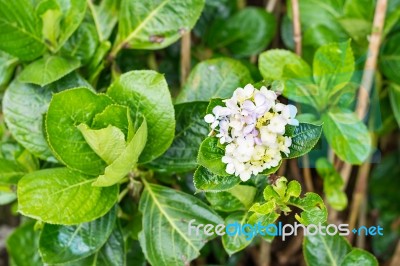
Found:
302,155 -> 314,192
391,240 -> 400,266
291,0 -> 302,55
259,240 -> 271,266
266,0 -> 277,12
180,31 -> 191,86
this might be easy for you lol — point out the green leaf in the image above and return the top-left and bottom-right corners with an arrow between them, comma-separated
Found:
380,32 -> 400,84
56,0 -> 87,50
194,166 -> 241,192
259,49 -> 311,81
322,108 -> 371,164
0,186 -> 16,205
389,83 -> 400,127
176,58 -> 253,103
92,104 -> 133,138
148,102 -> 209,173
341,248 -> 378,266
206,185 -> 256,212
107,70 -> 175,163
207,7 -> 276,57
36,0 -> 62,50
285,123 -> 322,159
0,0 -> 45,60
6,222 -> 41,266
289,192 -> 328,225
316,158 -> 348,211
93,119 -> 147,187
113,0 -> 205,53
197,137 -> 227,176
0,158 -> 27,185
77,124 -> 126,165
222,212 -> 252,255
139,180 -> 223,266
18,168 -> 118,225
61,22 -> 99,64
3,73 -> 90,161
39,207 -> 116,264
87,0 -> 120,41
258,49 -> 319,108
46,87 -> 113,175
303,233 -> 352,266
0,51 -> 18,89
313,41 -> 354,97
70,223 -> 126,266
19,55 -> 80,86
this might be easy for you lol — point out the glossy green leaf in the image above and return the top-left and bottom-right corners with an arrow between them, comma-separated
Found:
194,166 -> 241,192
39,207 -> 116,264
107,70 -> 175,163
92,104 -> 133,138
87,0 -> 120,41
77,124 -> 126,165
303,233 -> 352,266
313,41 -> 354,97
389,82 -> 400,127
19,55 -> 80,86
380,32 -> 400,84
176,58 -> 253,103
341,248 -> 378,266
148,102 -> 209,173
198,137 -> 227,176
322,108 -> 371,164
139,180 -> 223,266
18,168 -> 118,225
93,119 -> 147,187
206,185 -> 256,212
6,222 -> 41,266
46,87 -> 113,175
61,22 -> 98,64
316,158 -> 348,211
113,0 -> 205,53
0,0 -> 45,60
0,158 -> 26,185
285,123 -> 322,159
207,8 -> 275,57
222,212 -> 252,255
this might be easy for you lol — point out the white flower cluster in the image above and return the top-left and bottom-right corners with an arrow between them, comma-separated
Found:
204,84 -> 299,181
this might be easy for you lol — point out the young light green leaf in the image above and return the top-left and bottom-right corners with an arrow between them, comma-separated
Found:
341,248 -> 378,266
303,233 -> 352,266
77,124 -> 126,165
198,137 -> 228,176
222,212 -> 252,255
107,70 -> 175,163
285,123 -> 322,159
93,119 -> 147,187
389,83 -> 400,127
19,55 -> 80,86
0,51 -> 18,89
139,180 -> 223,266
193,166 -> 241,192
289,192 -> 328,225
148,102 -> 209,173
313,41 -> 354,97
6,222 -> 42,266
316,158 -> 348,211
36,0 -> 62,50
18,168 -> 118,225
87,0 -> 120,41
176,58 -> 253,103
207,7 -> 276,57
0,186 -> 16,205
322,108 -> 371,164
92,104 -> 133,139
39,207 -> 116,264
112,0 -> 205,55
0,0 -> 45,60
46,87 -> 113,175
